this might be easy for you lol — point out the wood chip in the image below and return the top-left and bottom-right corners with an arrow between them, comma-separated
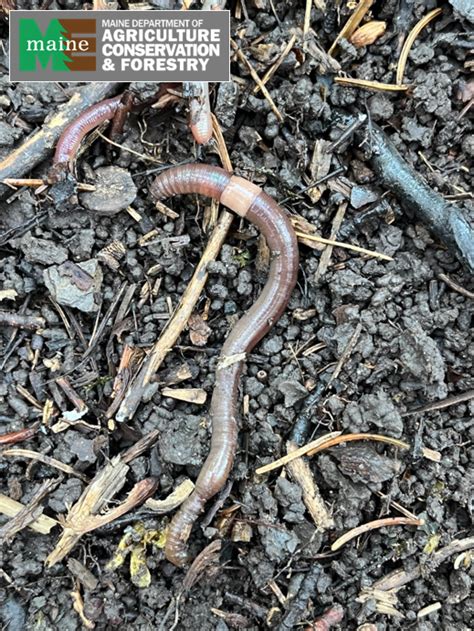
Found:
286,440 -> 334,530
0,289 -> 17,301
0,493 -> 58,535
188,313 -> 212,346
47,432 -> 159,566
161,387 -> 207,405
417,602 -> 442,618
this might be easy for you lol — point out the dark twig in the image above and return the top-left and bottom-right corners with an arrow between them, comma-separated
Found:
437,273 -> 474,300
0,312 -> 45,331
356,120 -> 474,272
327,113 -> 367,153
402,389 -> 474,417
289,381 -> 326,446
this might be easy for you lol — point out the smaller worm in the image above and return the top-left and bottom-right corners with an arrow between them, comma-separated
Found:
52,85 -> 212,178
52,94 -> 124,169
0,423 -> 39,446
183,82 -> 213,145
150,164 -> 299,566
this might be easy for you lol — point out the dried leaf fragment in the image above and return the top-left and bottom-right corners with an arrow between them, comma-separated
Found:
188,313 -> 212,346
145,479 -> 195,514
107,521 -> 167,584
350,21 -> 386,47
46,457 -> 158,566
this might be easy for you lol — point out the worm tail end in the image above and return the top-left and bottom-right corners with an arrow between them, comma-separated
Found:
165,491 -> 206,566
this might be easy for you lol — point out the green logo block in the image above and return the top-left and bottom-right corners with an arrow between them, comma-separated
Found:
18,19 -> 71,72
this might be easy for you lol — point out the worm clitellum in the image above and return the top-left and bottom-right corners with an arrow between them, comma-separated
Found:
150,164 -> 299,566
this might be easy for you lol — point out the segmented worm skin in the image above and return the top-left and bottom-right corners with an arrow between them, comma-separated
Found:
53,95 -> 123,167
188,84 -> 213,145
150,164 -> 299,566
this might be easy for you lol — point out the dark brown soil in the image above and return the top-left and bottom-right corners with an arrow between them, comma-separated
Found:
1,1 -> 473,630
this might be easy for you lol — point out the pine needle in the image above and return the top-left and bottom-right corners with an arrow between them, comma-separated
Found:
396,8 -> 442,85
294,230 -> 393,261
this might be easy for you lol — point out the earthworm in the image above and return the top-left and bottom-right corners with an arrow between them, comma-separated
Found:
183,81 -> 213,144
0,423 -> 39,446
150,164 -> 299,566
52,84 -> 212,176
52,94 -> 124,169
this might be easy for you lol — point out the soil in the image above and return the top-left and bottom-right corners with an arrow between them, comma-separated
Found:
1,1 -> 473,630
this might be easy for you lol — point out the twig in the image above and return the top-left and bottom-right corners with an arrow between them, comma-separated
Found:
402,389 -> 474,416
0,493 -> 58,535
437,273 -> 474,300
56,377 -> 87,412
396,8 -> 442,85
359,121 -> 474,273
231,39 -> 284,122
256,432 -> 342,474
96,130 -> 162,163
369,536 -> 474,592
116,119 -> 234,422
331,516 -> 423,551
46,432 -> 159,566
2,448 -> 90,482
326,113 -> 367,153
326,322 -> 362,387
0,311 -> 45,330
306,432 -> 440,462
253,34 -> 297,94
0,423 -> 39,445
314,203 -> 348,282
334,77 -> 408,92
286,440 -> 334,530
303,0 -> 312,47
328,0 -> 374,56
256,431 -> 440,475
0,478 -> 59,543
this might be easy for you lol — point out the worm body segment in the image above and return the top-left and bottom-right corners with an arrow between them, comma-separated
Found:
150,164 -> 299,566
53,94 -> 123,167
185,81 -> 213,145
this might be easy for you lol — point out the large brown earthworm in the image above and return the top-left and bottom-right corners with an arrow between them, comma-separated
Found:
150,164 -> 299,566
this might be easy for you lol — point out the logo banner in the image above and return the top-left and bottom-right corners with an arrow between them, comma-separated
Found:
9,10 -> 230,82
